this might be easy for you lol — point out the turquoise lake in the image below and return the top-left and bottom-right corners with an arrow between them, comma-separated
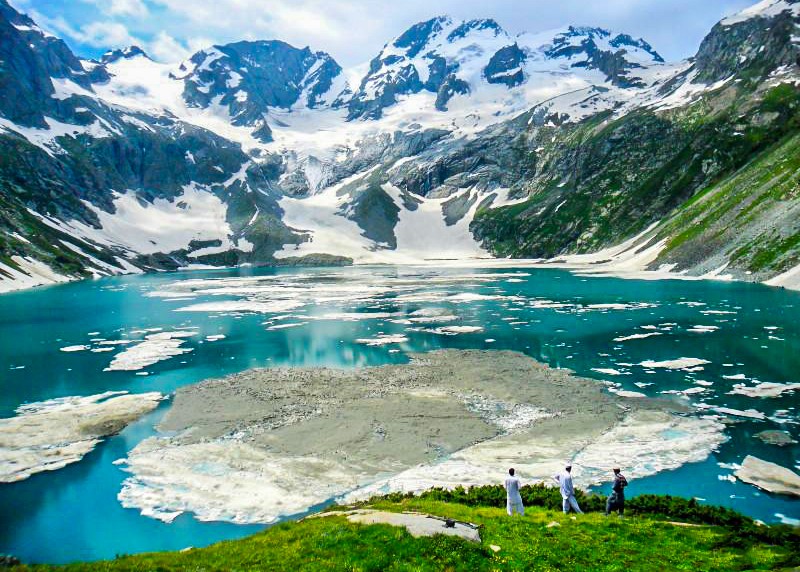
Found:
0,265 -> 798,563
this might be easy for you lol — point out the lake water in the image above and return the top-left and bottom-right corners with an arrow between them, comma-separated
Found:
1,265 -> 798,563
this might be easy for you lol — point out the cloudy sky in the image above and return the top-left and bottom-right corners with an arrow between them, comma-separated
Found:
12,0 -> 755,65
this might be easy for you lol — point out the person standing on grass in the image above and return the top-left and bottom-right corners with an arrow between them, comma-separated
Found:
605,468 -> 628,517
505,468 -> 525,516
554,464 -> 583,514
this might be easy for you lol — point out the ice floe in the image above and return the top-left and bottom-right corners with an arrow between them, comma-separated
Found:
613,332 -> 662,342
0,391 -> 163,482
104,330 -> 197,371
639,358 -> 710,370
175,300 -> 305,314
115,350 -> 727,524
421,325 -> 484,335
686,325 -> 719,334
728,381 -> 800,398
355,334 -> 409,346
734,455 -> 800,497
696,404 -> 767,420
59,345 -> 89,352
266,322 -> 308,331
118,440 -> 359,523
592,368 -> 628,376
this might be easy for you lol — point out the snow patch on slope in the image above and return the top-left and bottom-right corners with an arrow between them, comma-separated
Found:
0,256 -> 72,293
64,184 -> 236,255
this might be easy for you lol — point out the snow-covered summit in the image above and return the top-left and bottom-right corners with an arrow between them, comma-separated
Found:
169,41 -> 343,142
721,0 -> 800,25
100,45 -> 150,65
346,15 -> 518,118
345,16 -> 670,120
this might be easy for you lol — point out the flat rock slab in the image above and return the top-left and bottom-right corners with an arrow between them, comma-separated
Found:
735,455 -> 800,497
335,510 -> 481,542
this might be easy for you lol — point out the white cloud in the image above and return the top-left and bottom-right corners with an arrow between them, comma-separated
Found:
137,0 -> 756,65
76,21 -> 140,47
146,30 -> 190,61
24,0 -> 758,65
82,0 -> 149,17
32,11 -> 142,50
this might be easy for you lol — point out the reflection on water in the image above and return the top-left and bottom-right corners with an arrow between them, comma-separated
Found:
0,265 -> 798,563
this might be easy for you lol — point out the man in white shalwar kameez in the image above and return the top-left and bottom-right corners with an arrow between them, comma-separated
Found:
504,468 -> 524,516
554,464 -> 583,514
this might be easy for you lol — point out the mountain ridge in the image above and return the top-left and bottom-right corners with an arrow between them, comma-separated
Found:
0,0 -> 799,292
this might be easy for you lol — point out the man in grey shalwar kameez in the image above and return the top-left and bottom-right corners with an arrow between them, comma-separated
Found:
554,464 -> 583,514
504,468 -> 524,516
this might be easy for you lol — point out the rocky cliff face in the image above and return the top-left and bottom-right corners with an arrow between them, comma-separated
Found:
695,0 -> 800,84
0,0 -> 799,291
174,41 -> 342,141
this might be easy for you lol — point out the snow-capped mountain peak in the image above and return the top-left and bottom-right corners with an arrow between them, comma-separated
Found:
537,25 -> 664,87
721,0 -> 800,25
100,45 -> 151,65
167,41 -> 344,141
347,16 -> 520,118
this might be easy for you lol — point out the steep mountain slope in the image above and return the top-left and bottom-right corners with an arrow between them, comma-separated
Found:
0,0 -> 799,292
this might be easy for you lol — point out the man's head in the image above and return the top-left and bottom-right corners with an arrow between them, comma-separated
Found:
565,464 -> 572,473
613,467 -> 621,475
509,468 -> 515,476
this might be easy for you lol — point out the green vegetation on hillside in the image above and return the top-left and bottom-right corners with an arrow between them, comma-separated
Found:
471,83 -> 800,274
15,488 -> 799,571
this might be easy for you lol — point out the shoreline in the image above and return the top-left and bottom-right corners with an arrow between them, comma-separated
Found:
3,224 -> 798,295
1,257 -> 798,296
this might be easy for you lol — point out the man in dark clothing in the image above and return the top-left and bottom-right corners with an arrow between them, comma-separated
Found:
605,468 -> 628,516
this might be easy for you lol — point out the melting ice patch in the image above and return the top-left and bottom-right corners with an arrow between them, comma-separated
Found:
639,358 -> 710,370
175,300 -> 305,314
266,322 -> 308,331
696,404 -> 767,420
613,332 -> 662,342
572,411 -> 727,486
104,330 -> 197,371
687,325 -> 719,334
728,382 -> 800,398
345,410 -> 725,505
118,440 -> 358,524
461,395 -> 556,433
355,334 -> 409,346
119,408 -> 726,525
421,325 -> 484,335
592,368 -> 629,376
0,391 -> 163,482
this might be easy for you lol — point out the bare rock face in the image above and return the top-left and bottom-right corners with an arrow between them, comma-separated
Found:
734,455 -> 800,497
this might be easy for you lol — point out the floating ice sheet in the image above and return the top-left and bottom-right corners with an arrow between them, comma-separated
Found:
728,382 -> 800,398
116,350 -> 727,525
0,391 -> 163,482
639,358 -> 710,370
104,330 -> 197,372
